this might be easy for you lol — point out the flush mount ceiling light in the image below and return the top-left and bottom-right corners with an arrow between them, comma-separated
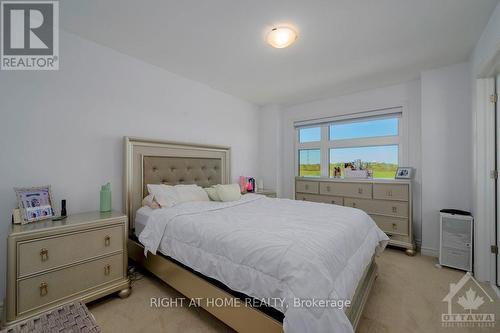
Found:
266,26 -> 298,48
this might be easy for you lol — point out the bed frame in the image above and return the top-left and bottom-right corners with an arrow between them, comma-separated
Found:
124,137 -> 377,332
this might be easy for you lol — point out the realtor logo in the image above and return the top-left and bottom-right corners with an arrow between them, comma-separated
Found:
441,272 -> 496,328
1,0 -> 59,70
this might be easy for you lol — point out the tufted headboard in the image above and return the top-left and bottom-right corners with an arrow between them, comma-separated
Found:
142,156 -> 222,195
124,137 -> 230,232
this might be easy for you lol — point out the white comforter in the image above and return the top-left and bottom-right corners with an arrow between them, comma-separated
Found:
139,194 -> 388,333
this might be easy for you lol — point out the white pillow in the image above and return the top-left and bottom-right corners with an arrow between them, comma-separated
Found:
147,184 -> 178,208
174,184 -> 209,202
215,184 -> 241,202
142,194 -> 161,209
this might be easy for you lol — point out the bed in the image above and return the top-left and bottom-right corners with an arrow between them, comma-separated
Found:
124,137 -> 388,333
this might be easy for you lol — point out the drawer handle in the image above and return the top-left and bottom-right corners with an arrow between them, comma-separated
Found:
104,264 -> 111,276
326,185 -> 331,192
40,248 -> 48,262
305,185 -> 309,190
104,235 -> 111,246
352,203 -> 357,208
39,282 -> 48,296
331,200 -> 335,204
392,206 -> 397,213
358,188 -> 363,194
388,190 -> 393,197
392,223 -> 398,230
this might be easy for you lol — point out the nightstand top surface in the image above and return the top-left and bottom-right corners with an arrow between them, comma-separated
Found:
10,211 -> 126,235
254,189 -> 276,194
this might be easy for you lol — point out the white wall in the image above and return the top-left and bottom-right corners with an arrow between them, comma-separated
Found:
0,31 -> 260,301
472,2 -> 500,76
278,80 -> 423,244
257,105 -> 283,195
420,62 -> 472,256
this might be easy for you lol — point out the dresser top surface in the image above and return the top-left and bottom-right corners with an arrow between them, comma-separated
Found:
295,177 -> 411,184
10,211 -> 127,235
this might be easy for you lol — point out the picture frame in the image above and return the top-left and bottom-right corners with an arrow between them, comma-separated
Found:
14,185 -> 55,224
395,167 -> 413,179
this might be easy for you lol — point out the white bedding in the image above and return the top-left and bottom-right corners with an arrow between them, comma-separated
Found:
135,206 -> 154,236
139,194 -> 389,333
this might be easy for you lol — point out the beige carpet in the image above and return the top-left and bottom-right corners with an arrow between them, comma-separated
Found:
88,248 -> 499,332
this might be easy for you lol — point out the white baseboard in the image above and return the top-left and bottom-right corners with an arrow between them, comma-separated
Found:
420,247 -> 439,257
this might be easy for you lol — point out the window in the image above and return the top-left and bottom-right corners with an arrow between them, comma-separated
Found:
329,118 -> 398,140
296,111 -> 403,179
299,149 -> 320,177
329,145 -> 399,178
299,127 -> 321,143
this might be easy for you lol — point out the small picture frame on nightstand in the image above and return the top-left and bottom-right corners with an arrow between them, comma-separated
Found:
14,185 -> 55,224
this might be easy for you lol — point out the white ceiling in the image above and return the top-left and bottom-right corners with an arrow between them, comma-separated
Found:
61,0 -> 499,106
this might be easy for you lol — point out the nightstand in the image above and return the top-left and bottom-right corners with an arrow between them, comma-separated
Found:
5,211 -> 130,326
254,189 -> 277,198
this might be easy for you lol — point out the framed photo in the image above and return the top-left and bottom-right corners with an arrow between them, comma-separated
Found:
395,167 -> 413,179
14,186 -> 55,224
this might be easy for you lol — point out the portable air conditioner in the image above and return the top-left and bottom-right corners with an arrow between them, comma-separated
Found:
439,211 -> 473,272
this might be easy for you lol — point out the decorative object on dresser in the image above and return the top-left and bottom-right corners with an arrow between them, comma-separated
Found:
5,211 -> 130,326
395,167 -> 414,179
11,209 -> 22,224
14,186 -> 55,224
99,182 -> 112,212
239,176 -> 256,193
295,177 -> 415,255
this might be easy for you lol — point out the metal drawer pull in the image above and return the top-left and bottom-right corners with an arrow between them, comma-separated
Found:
326,186 -> 331,191
392,206 -> 397,213
387,190 -> 393,197
40,248 -> 48,262
358,188 -> 363,194
331,200 -> 335,204
352,203 -> 356,208
104,264 -> 111,276
39,282 -> 48,296
392,223 -> 397,230
104,235 -> 111,246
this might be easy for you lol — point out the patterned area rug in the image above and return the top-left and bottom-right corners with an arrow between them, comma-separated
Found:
1,302 -> 100,333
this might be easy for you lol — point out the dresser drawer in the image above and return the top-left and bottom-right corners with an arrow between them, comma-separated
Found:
296,180 -> 319,194
18,225 -> 124,277
373,183 -> 409,201
17,253 -> 123,315
370,215 -> 409,236
296,193 -> 343,205
327,182 -> 372,199
344,198 -> 408,218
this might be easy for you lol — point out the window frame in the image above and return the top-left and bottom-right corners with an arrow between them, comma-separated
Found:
295,107 -> 408,178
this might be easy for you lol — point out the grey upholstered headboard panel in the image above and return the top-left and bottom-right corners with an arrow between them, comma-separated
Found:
142,156 -> 222,196
124,137 -> 230,231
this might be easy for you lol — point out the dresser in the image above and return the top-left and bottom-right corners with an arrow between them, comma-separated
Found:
295,177 -> 415,255
5,211 -> 130,325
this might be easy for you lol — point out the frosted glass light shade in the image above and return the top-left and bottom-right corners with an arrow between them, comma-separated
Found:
266,27 -> 298,48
